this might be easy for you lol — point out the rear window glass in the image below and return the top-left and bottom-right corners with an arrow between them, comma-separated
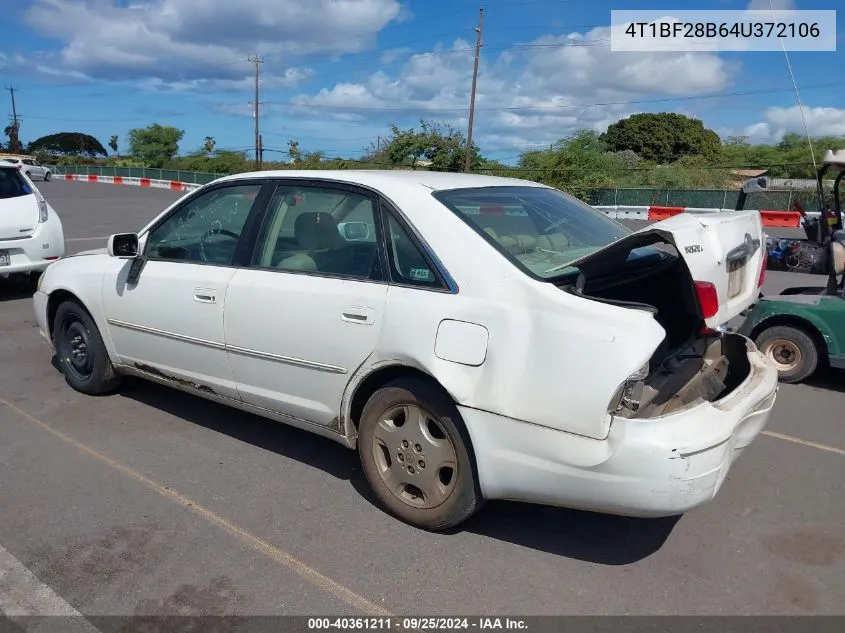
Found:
0,167 -> 32,199
432,185 -> 632,279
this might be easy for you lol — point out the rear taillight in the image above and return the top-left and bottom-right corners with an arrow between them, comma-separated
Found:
694,281 -> 719,320
757,255 -> 766,288
38,199 -> 49,223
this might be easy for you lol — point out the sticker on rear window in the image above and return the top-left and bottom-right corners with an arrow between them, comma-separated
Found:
409,267 -> 433,281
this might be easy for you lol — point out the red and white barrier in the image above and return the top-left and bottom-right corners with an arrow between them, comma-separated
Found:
61,173 -> 202,192
593,204 -> 816,228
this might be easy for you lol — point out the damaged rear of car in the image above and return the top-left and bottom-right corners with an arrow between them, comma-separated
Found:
437,186 -> 778,517
561,210 -> 770,422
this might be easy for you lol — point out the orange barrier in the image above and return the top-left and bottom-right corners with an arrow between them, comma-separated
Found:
647,206 -> 685,221
759,210 -> 802,228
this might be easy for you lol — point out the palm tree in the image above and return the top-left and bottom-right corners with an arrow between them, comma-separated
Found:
204,136 -> 216,154
109,135 -> 119,156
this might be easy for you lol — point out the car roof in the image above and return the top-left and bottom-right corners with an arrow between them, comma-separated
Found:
212,169 -> 548,192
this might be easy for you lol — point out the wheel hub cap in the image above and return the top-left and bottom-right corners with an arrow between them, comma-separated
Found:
372,404 -> 458,509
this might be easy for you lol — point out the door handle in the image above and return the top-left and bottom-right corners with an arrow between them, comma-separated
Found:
341,306 -> 375,325
194,288 -> 217,304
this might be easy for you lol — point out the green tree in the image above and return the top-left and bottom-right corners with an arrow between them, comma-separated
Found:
109,135 -> 119,155
381,120 -> 480,171
203,136 -> 216,154
127,123 -> 184,167
602,113 -> 721,163
27,132 -> 107,157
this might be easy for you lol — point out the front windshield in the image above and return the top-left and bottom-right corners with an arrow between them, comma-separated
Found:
432,185 -> 631,279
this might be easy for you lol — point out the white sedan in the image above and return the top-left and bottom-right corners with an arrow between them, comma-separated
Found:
1,163 -> 65,282
32,170 -> 778,530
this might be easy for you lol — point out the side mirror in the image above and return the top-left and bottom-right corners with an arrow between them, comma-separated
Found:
108,233 -> 140,258
338,221 -> 370,241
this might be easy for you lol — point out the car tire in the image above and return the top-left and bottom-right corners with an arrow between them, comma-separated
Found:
756,324 -> 819,384
53,299 -> 122,395
44,171 -> 52,182
358,377 -> 483,530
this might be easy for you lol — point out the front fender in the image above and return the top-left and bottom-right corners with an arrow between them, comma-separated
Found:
37,254 -> 119,364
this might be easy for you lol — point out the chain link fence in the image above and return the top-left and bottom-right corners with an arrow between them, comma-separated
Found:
587,187 -> 822,211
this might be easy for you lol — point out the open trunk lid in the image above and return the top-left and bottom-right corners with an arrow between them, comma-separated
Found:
565,210 -> 765,329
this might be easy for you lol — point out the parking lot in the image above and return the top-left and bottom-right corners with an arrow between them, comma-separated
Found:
1,180 -> 844,616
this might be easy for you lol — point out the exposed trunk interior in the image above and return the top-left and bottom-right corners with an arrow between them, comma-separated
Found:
557,241 -> 753,418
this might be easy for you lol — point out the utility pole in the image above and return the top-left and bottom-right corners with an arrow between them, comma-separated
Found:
6,86 -> 21,154
248,55 -> 263,170
464,6 -> 484,173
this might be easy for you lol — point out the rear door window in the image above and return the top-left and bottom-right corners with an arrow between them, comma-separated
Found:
0,168 -> 33,199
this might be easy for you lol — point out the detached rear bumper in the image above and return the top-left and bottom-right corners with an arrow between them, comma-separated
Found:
460,335 -> 778,517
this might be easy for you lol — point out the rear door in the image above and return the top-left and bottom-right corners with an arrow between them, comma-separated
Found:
223,180 -> 389,426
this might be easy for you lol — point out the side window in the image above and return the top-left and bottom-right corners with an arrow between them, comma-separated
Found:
252,185 -> 383,281
145,183 -> 261,265
383,212 -> 444,289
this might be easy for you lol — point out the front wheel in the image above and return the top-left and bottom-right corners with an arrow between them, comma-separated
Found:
53,299 -> 121,395
358,378 -> 483,530
44,171 -> 52,182
756,324 -> 819,384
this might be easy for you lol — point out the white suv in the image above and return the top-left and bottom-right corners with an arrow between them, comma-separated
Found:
1,157 -> 53,182
0,164 -> 65,283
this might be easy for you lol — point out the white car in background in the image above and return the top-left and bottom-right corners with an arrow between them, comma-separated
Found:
32,170 -> 777,530
1,156 -> 53,181
0,163 -> 65,284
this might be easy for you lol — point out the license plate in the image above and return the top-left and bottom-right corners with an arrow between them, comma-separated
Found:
727,257 -> 746,298
0,250 -> 9,267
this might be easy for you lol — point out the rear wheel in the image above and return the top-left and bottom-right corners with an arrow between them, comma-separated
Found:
53,299 -> 121,395
756,324 -> 819,384
357,378 -> 483,530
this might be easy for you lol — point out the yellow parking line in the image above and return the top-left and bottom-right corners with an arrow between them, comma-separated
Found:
0,397 -> 392,617
762,430 -> 845,455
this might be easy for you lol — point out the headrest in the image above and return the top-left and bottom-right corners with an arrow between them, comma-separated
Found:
832,241 -> 845,276
294,212 -> 340,251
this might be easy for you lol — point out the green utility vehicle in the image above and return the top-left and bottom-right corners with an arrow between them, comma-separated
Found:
739,149 -> 845,383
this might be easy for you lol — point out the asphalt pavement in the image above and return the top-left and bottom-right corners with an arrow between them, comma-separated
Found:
0,180 -> 843,619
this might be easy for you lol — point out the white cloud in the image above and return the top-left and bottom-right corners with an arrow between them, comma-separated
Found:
289,26 -> 734,150
740,105 -> 845,142
24,0 -> 401,89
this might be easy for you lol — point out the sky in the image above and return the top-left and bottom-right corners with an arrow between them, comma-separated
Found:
0,0 -> 843,165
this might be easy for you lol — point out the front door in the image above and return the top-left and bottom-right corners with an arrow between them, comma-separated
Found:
223,182 -> 389,426
102,181 -> 267,399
